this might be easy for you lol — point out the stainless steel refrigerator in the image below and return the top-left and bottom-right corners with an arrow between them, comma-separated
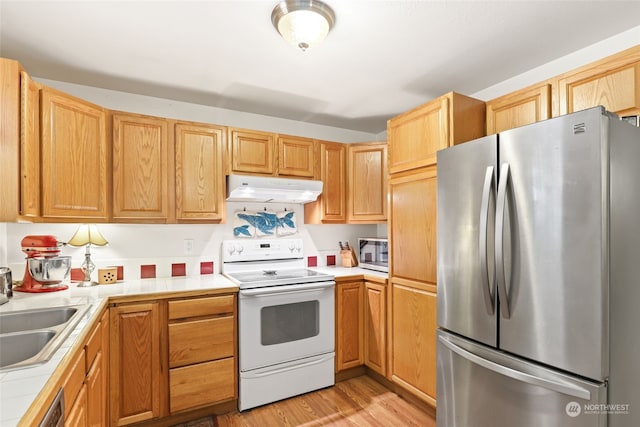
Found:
436,106 -> 640,427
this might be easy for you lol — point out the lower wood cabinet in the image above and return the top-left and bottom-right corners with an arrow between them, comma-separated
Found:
335,280 -> 364,372
60,309 -> 108,427
168,294 -> 237,414
389,280 -> 437,407
109,302 -> 162,426
364,280 -> 387,376
109,293 -> 238,426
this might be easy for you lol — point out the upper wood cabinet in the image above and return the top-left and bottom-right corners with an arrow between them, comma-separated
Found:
387,92 -> 485,174
304,141 -> 347,223
41,86 -> 109,221
277,135 -> 316,178
0,58 -> 21,222
174,122 -> 226,222
389,167 -> 438,286
558,45 -> 640,117
347,142 -> 387,223
20,71 -> 40,219
486,83 -> 551,134
228,127 -> 275,175
112,112 -> 170,222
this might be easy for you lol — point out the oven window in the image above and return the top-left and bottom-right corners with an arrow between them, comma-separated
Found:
261,300 -> 319,345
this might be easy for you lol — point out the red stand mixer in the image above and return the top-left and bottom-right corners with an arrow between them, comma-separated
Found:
14,235 -> 71,293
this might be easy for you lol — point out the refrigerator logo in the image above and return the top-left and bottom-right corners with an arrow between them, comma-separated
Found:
573,123 -> 586,134
565,401 -> 582,417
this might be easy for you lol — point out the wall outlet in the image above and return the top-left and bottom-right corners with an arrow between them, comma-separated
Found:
183,239 -> 194,255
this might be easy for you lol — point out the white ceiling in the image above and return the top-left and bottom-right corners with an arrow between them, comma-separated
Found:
1,0 -> 639,134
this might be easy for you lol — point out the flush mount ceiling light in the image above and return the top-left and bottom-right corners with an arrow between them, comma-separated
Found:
271,0 -> 335,51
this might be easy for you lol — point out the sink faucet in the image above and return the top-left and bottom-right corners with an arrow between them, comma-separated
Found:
0,267 -> 13,305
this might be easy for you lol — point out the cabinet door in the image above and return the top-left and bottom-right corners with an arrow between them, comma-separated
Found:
228,128 -> 275,175
559,57 -> 640,116
86,351 -> 104,427
20,71 -> 40,218
335,280 -> 363,371
347,143 -> 387,222
277,135 -> 315,178
112,113 -> 169,222
175,122 -> 225,222
486,84 -> 551,134
364,281 -> 387,376
41,87 -> 108,220
66,384 -> 88,427
304,142 -> 346,223
0,58 -> 20,222
390,281 -> 437,406
389,168 -> 437,285
388,97 -> 449,173
110,302 -> 162,426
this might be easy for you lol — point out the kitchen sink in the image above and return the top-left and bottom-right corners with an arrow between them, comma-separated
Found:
0,306 -> 81,334
0,330 -> 56,368
0,304 -> 91,372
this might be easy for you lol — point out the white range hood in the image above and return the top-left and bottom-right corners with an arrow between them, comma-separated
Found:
226,175 -> 323,204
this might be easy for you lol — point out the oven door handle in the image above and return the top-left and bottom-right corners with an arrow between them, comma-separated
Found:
240,281 -> 335,297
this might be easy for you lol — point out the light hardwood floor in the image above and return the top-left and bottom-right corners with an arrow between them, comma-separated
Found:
217,375 -> 436,426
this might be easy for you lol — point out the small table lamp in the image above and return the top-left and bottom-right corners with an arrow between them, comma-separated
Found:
68,224 -> 109,287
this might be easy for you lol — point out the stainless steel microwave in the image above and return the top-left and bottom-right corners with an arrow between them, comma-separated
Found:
357,238 -> 388,273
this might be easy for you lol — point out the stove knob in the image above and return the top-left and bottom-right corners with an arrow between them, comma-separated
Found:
235,244 -> 244,255
288,242 -> 295,252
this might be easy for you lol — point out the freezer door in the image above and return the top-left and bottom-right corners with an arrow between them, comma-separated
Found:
437,135 -> 498,346
437,330 -> 606,427
497,107 -> 608,381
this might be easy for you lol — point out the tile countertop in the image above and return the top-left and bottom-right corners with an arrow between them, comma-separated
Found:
0,268 -> 385,426
0,274 -> 238,427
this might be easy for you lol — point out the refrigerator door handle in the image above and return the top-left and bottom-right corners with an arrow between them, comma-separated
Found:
438,334 -> 592,400
496,162 -> 511,319
479,166 -> 496,314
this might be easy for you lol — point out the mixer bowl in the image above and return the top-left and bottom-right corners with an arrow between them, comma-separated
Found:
28,256 -> 71,284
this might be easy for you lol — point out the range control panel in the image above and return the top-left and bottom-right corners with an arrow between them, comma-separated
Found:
222,238 -> 303,262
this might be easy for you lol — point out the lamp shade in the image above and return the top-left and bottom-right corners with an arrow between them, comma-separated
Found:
271,0 -> 335,51
67,224 -> 108,247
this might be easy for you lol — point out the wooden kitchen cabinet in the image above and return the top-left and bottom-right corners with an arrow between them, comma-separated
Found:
305,141 -> 347,223
57,308 -> 108,427
486,83 -> 551,134
347,142 -> 387,223
228,127 -> 276,175
389,167 -> 437,285
277,134 -> 316,178
174,121 -> 226,222
112,112 -> 170,222
110,301 -> 163,426
167,294 -> 237,414
387,92 -> 485,174
40,86 -> 109,220
0,58 -> 21,222
364,278 -> 387,376
557,45 -> 640,117
20,71 -> 40,219
389,281 -> 437,407
335,280 -> 364,372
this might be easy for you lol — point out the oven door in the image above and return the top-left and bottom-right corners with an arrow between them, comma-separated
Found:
239,280 -> 335,372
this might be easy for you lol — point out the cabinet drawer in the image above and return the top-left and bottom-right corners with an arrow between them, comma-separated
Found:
169,357 -> 235,413
168,295 -> 235,320
169,316 -> 234,367
64,348 -> 86,419
85,319 -> 102,369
